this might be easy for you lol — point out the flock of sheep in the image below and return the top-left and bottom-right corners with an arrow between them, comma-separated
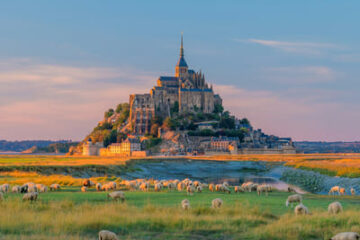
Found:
0,180 -> 359,240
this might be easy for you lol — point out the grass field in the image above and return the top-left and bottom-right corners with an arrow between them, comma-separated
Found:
2,188 -> 360,239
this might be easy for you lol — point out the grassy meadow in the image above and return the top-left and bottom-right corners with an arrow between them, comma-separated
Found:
2,187 -> 360,239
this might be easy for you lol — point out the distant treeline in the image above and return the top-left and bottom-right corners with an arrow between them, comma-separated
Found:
0,140 -> 77,153
294,141 -> 360,153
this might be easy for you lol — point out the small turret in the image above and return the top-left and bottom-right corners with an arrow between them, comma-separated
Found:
175,33 -> 188,78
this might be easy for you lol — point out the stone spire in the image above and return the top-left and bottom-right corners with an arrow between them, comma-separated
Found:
180,32 -> 184,57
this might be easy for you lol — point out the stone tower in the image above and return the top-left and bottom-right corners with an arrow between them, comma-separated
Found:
175,33 -> 188,79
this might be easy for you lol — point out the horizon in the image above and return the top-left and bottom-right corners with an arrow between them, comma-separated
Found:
1,1 -> 360,141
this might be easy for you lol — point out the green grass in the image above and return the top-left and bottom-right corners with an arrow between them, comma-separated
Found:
2,188 -> 360,239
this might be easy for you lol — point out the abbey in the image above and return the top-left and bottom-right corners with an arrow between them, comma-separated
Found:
129,36 -> 222,134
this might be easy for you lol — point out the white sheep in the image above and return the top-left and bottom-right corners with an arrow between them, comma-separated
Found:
36,184 -> 48,193
107,191 -> 125,202
234,186 -> 244,193
187,185 -> 196,195
1,184 -> 9,193
23,192 -> 38,201
328,201 -> 343,214
177,182 -> 186,191
329,186 -> 341,195
209,183 -> 215,192
98,230 -> 119,240
330,232 -> 360,240
351,188 -> 356,196
257,184 -> 269,196
196,185 -> 203,193
50,184 -> 61,191
294,204 -> 309,215
11,185 -> 20,193
154,183 -> 162,192
96,183 -> 102,191
27,185 -> 38,193
212,198 -> 223,209
81,186 -> 88,192
181,199 -> 190,210
286,194 -> 302,207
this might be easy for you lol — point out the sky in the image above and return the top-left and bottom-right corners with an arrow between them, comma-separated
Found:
1,1 -> 360,141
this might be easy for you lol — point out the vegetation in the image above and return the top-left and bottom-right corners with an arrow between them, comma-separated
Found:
1,188 -> 360,239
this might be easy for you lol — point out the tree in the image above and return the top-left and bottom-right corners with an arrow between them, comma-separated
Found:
103,129 -> 117,147
104,108 -> 114,118
213,103 -> 224,114
150,124 -> 160,137
170,101 -> 179,116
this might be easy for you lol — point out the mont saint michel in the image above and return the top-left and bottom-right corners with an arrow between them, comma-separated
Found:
78,36 -> 296,157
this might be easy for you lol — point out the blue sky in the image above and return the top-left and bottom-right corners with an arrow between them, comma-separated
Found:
1,1 -> 359,141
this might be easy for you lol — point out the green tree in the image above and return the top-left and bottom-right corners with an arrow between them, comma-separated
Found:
103,129 -> 117,147
170,101 -> 179,116
104,108 -> 114,118
213,103 -> 224,114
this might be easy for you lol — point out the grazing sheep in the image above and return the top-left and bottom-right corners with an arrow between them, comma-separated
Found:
81,186 -> 88,192
222,185 -> 231,194
11,185 -> 20,193
101,184 -> 112,192
107,191 -> 125,202
223,181 -> 229,187
286,194 -> 302,207
209,184 -> 215,192
50,184 -> 61,191
187,185 -> 196,195
351,188 -> 356,196
98,230 -> 119,240
329,186 -> 341,195
181,199 -> 190,210
139,182 -> 149,191
288,187 -> 296,193
20,184 -> 28,193
0,192 -> 3,201
215,184 -> 222,192
328,201 -> 343,214
23,192 -> 38,201
83,179 -> 91,187
212,198 -> 223,209
257,184 -> 269,196
234,186 -> 244,193
330,232 -> 360,240
96,183 -> 102,191
154,183 -> 162,192
340,188 -> 346,196
196,185 -> 203,193
1,184 -> 9,193
294,204 -> 309,215
193,181 -> 200,187
27,185 -> 38,193
36,184 -> 48,193
167,182 -> 176,191
108,182 -> 117,190
177,182 -> 186,191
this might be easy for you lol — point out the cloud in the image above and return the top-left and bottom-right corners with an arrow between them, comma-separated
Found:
237,39 -> 340,55
214,84 -> 360,141
0,59 -> 157,140
264,66 -> 337,83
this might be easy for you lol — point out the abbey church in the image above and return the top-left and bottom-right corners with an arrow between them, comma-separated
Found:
129,36 -> 222,134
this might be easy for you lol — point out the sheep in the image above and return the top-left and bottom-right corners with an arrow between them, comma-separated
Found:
340,188 -> 346,196
1,184 -> 9,193
196,185 -> 203,193
212,198 -> 223,209
23,192 -> 38,201
36,184 -> 48,193
187,185 -> 196,195
96,183 -> 102,191
27,185 -> 38,193
288,187 -> 296,193
351,188 -> 356,196
329,186 -> 341,195
139,182 -> 149,191
50,184 -> 61,191
98,230 -> 119,240
223,181 -> 229,187
181,199 -> 190,210
222,185 -> 231,194
108,182 -> 117,190
328,201 -> 343,214
193,181 -> 200,187
294,204 -> 309,215
330,232 -> 360,240
11,185 -> 20,193
83,179 -> 91,187
234,186 -> 245,193
154,183 -> 162,192
215,184 -> 222,192
167,182 -> 176,191
81,186 -> 88,192
257,184 -> 269,196
209,184 -> 215,192
177,182 -> 186,191
107,191 -> 125,202
20,184 -> 28,193
286,194 -> 302,207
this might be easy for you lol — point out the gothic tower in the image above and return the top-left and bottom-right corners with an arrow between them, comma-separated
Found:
175,33 -> 188,79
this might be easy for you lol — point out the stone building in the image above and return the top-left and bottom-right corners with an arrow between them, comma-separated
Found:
129,35 -> 222,134
82,139 -> 103,156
